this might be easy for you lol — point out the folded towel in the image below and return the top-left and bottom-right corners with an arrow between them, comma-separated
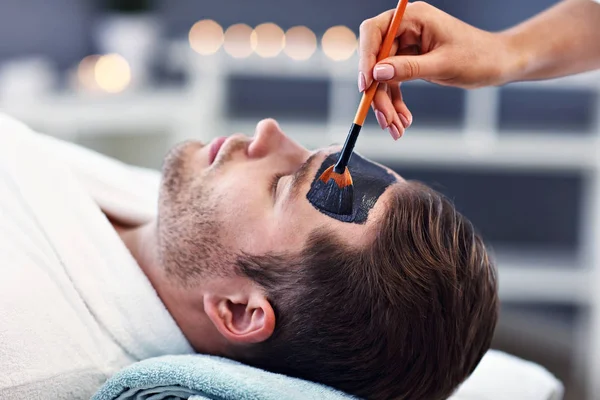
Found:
91,354 -> 356,400
93,350 -> 564,400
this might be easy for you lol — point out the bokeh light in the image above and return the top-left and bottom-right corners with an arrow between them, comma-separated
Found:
321,26 -> 358,61
284,26 -> 317,61
223,24 -> 254,58
250,23 -> 285,58
189,19 -> 224,55
94,54 -> 131,93
77,55 -> 101,91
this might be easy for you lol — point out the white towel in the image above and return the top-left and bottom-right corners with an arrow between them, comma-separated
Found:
0,112 -> 193,400
450,350 -> 564,400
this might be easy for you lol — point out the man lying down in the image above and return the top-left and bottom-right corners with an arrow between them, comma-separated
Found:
0,114 -> 498,400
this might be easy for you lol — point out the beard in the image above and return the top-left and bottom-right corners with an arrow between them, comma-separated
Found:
157,141 -> 235,287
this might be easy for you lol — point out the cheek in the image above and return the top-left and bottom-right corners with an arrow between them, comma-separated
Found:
212,176 -> 276,254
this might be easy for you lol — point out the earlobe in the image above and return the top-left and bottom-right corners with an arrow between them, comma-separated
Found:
204,294 -> 275,344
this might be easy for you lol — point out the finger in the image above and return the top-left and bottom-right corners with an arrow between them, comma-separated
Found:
390,83 -> 412,129
371,82 -> 387,115
386,83 -> 411,131
371,83 -> 404,140
373,52 -> 448,83
398,44 -> 421,57
358,1 -> 431,92
358,9 -> 395,92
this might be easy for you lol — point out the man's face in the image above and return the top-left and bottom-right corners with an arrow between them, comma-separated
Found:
157,119 -> 401,281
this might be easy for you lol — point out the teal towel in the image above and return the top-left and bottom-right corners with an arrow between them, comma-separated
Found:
92,354 -> 357,400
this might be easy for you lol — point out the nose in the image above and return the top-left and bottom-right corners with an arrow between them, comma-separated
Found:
248,118 -> 297,159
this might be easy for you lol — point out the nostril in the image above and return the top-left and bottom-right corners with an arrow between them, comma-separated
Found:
248,136 -> 272,159
247,139 -> 261,158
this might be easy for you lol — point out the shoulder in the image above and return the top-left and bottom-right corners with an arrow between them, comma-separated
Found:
0,111 -> 31,130
0,112 -> 38,150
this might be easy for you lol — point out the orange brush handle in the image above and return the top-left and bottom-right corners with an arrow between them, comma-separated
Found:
354,0 -> 409,125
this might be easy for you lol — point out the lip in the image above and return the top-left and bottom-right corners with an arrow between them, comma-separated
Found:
209,136 -> 228,165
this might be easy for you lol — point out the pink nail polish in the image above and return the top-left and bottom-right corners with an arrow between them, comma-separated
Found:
358,72 -> 366,92
388,124 -> 401,140
374,64 -> 394,81
399,113 -> 411,129
375,110 -> 388,130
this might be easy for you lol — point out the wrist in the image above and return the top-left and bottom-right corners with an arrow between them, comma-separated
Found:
493,29 -> 530,85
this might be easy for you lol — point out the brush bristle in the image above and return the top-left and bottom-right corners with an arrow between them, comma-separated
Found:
319,166 -> 353,188
308,166 -> 354,215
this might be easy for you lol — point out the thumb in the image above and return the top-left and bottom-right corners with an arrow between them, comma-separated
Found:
373,53 -> 448,83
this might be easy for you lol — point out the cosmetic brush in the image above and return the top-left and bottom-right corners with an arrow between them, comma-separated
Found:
310,0 -> 409,215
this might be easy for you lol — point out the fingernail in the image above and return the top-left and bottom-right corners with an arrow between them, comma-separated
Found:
374,64 -> 394,81
388,123 -> 401,141
399,113 -> 411,129
375,110 -> 388,130
358,72 -> 366,92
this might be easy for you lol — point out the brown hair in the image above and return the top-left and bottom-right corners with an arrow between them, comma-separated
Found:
234,181 -> 499,400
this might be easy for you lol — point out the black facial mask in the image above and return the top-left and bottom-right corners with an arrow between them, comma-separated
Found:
307,152 -> 396,224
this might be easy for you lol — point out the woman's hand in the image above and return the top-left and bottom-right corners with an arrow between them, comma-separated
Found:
359,1 -> 514,140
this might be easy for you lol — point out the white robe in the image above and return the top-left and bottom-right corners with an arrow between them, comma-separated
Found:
0,113 -> 193,399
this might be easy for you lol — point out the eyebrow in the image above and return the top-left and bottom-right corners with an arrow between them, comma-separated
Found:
286,152 -> 322,203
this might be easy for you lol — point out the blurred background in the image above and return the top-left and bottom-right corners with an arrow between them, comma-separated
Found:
0,0 -> 599,399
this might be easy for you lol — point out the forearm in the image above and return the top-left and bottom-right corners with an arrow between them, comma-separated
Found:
498,0 -> 600,83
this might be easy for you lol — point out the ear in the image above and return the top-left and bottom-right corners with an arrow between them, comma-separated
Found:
204,292 -> 275,345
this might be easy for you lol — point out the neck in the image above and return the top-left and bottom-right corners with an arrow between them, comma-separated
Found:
114,220 -> 229,355
116,221 -> 160,282
116,221 -> 184,320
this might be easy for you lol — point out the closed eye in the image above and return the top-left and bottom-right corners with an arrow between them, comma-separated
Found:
270,151 -> 324,206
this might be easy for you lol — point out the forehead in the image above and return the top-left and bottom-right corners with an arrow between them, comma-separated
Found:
308,152 -> 398,224
292,147 -> 402,247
